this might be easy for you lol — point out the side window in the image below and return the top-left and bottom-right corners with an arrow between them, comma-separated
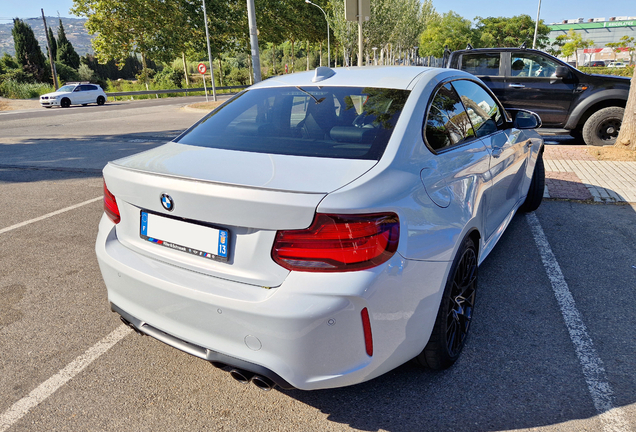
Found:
460,54 -> 501,76
510,52 -> 561,78
451,80 -> 502,138
424,83 -> 475,151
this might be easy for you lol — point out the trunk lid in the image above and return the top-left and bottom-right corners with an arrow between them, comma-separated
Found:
104,143 -> 377,288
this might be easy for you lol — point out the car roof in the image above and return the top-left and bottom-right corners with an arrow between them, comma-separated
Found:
250,66 -> 437,90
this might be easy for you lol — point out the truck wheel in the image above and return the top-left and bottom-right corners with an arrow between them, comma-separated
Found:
582,106 -> 624,146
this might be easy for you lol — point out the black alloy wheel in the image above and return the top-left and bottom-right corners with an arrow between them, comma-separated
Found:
60,98 -> 71,108
595,117 -> 621,143
97,96 -> 105,105
445,245 -> 477,357
415,237 -> 478,370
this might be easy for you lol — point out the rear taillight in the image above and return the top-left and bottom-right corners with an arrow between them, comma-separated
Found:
103,180 -> 120,224
272,213 -> 399,272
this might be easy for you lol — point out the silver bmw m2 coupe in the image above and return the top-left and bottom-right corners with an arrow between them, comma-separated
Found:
96,66 -> 544,390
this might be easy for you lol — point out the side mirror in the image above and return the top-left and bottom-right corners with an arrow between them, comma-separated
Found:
555,66 -> 570,78
507,109 -> 542,129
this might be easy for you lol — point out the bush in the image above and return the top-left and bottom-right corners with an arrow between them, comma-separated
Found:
78,64 -> 95,82
0,79 -> 53,99
153,66 -> 184,88
579,66 -> 635,77
226,67 -> 250,86
52,61 -> 80,83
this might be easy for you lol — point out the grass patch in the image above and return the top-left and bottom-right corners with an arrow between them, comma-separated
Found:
0,80 -> 54,99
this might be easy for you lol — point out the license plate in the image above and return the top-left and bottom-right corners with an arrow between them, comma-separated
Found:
140,211 -> 229,262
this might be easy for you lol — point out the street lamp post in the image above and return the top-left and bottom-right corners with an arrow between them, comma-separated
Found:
532,0 -> 542,49
305,0 -> 330,67
201,0 -> 217,101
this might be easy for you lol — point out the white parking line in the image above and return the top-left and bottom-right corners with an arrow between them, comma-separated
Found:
0,325 -> 132,432
0,197 -> 102,235
526,213 -> 629,432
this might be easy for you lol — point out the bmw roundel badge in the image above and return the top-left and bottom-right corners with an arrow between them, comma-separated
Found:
160,194 -> 174,211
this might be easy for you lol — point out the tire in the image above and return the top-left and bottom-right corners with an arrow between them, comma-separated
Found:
60,98 -> 71,108
519,151 -> 545,212
415,236 -> 478,370
582,106 -> 624,146
96,96 -> 105,106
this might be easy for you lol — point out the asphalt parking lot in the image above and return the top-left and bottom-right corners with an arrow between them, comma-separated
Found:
1,99 -> 635,431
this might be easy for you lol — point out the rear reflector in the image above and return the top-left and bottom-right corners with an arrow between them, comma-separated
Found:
103,180 -> 120,224
272,213 -> 399,272
361,307 -> 373,356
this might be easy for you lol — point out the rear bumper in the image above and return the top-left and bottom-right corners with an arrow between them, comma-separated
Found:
95,215 -> 448,390
112,303 -> 294,389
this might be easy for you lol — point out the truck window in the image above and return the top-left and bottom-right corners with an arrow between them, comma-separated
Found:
460,54 -> 500,76
510,52 -> 561,78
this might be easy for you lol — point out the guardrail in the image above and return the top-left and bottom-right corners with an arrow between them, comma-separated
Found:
106,85 -> 248,97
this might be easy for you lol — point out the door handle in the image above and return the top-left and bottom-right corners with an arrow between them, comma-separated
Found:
508,84 -> 525,88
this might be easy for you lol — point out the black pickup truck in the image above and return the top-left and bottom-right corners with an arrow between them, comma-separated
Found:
444,47 -> 630,146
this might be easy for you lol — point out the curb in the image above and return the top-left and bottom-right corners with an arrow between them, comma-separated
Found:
543,146 -> 636,204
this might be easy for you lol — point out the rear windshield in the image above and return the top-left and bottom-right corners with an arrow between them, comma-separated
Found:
176,86 -> 410,160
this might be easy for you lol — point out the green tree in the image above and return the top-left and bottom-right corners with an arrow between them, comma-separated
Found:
546,34 -> 567,57
47,27 -> 57,61
606,36 -> 635,65
11,18 -> 46,82
328,0 -> 358,66
475,15 -> 550,48
560,29 -> 593,68
419,11 -> 475,58
56,19 -> 80,69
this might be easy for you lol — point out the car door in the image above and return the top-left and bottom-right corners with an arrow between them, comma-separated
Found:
84,85 -> 99,103
450,80 -> 529,241
420,82 -> 491,229
70,85 -> 84,104
502,51 -> 577,127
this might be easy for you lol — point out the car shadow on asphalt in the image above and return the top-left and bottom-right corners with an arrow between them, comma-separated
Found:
0,130 -> 185,183
276,202 -> 636,431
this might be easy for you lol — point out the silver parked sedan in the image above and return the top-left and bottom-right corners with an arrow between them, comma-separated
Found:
96,66 -> 544,390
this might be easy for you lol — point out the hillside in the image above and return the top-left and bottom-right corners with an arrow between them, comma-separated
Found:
0,17 -> 93,57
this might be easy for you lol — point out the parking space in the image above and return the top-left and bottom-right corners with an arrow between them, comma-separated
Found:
1,101 -> 634,431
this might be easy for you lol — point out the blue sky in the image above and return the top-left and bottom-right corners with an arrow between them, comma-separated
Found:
0,0 -> 634,24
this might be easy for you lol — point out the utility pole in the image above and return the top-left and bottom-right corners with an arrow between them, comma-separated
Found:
246,0 -> 262,82
41,9 -> 58,89
201,0 -> 217,101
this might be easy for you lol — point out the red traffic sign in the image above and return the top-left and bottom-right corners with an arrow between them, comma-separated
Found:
197,63 -> 207,74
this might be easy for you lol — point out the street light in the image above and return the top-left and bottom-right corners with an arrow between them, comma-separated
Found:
305,0 -> 330,67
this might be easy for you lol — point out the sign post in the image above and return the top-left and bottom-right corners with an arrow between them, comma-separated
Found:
344,0 -> 370,66
198,63 -> 208,102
